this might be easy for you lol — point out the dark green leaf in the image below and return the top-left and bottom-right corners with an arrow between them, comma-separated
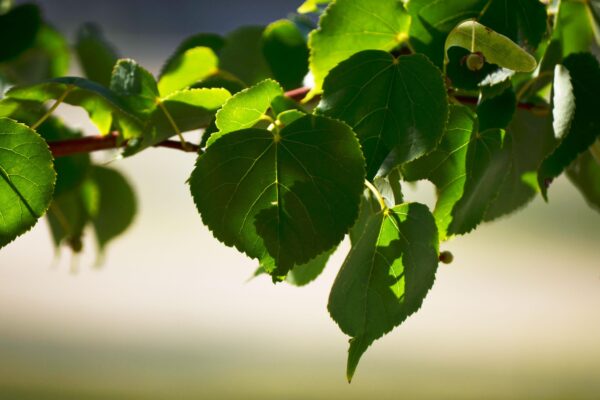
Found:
0,24 -> 70,85
110,59 -> 159,117
308,0 -> 411,96
407,0 -> 486,66
193,71 -> 246,94
286,247 -> 334,286
484,108 -> 556,221
328,203 -> 439,381
89,166 -> 136,252
476,87 -> 517,131
262,19 -> 309,90
0,4 -> 41,61
318,50 -> 448,179
0,118 -> 55,248
189,115 -> 366,277
37,117 -> 90,197
403,105 -> 512,239
220,26 -> 272,86
478,0 -> 548,50
567,148 -> 600,212
539,53 -> 600,198
75,23 -> 120,87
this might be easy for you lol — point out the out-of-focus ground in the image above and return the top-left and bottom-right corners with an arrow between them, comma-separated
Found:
1,1 -> 599,399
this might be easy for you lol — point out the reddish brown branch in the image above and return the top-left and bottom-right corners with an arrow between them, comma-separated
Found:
48,132 -> 199,158
47,87 -> 543,158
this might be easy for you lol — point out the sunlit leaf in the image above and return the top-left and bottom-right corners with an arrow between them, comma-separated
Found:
444,20 -> 537,72
158,46 -> 219,97
328,202 -> 439,381
0,118 -> 55,248
308,0 -> 411,96
318,50 -> 448,178
190,115 -> 365,277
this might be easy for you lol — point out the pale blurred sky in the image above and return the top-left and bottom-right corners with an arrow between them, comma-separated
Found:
1,1 -> 600,398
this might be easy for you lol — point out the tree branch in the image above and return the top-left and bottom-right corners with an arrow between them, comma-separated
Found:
46,86 -> 543,158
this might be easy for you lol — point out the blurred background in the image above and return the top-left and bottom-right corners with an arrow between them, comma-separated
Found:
1,1 -> 599,399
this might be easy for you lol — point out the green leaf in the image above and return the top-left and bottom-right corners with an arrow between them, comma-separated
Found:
298,0 -> 330,14
539,53 -> 600,198
484,108 -> 556,221
0,24 -> 70,85
0,118 -> 56,248
0,4 -> 41,61
308,0 -> 411,96
407,0 -> 486,66
317,50 -> 448,179
160,33 -> 225,78
220,26 -> 272,86
127,88 -> 231,154
286,247 -> 334,286
193,70 -> 246,94
476,86 -> 516,131
89,166 -> 136,253
189,115 -> 366,277
158,47 -> 219,97
478,0 -> 548,50
553,1 -> 596,58
567,148 -> 600,213
403,105 -> 512,239
444,20 -> 537,73
262,19 -> 309,90
2,77 -> 142,139
75,23 -> 120,87
36,117 -> 90,197
207,79 -> 283,147
328,203 -> 439,381
110,59 -> 159,117
46,181 -> 95,252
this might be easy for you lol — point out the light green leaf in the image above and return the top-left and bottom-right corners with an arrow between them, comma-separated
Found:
220,26 -> 272,86
328,203 -> 439,381
444,20 -> 537,72
0,118 -> 55,248
157,47 -> 218,97
89,166 -> 136,253
317,50 -> 448,179
407,0 -> 486,66
553,1 -> 596,57
75,23 -> 119,87
208,79 -> 283,147
298,0 -> 330,14
308,0 -> 411,97
2,77 -> 142,139
403,105 -> 512,239
277,109 -> 305,127
262,19 -> 309,90
567,148 -> 600,213
189,115 -> 366,277
160,33 -> 225,78
539,53 -> 600,198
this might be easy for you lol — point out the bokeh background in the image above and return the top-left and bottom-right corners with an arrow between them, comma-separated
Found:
1,1 -> 599,399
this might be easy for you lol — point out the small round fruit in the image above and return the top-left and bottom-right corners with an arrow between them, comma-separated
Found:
466,52 -> 485,71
